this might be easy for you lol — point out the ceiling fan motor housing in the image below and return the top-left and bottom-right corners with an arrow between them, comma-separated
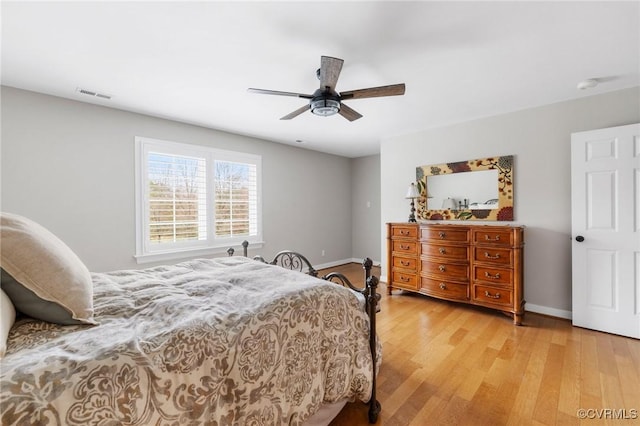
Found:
310,89 -> 340,116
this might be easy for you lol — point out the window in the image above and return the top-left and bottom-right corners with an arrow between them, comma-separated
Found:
135,137 -> 262,263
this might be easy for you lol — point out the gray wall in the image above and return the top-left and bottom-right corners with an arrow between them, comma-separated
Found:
350,154 -> 381,264
1,86 -> 353,271
380,86 -> 640,318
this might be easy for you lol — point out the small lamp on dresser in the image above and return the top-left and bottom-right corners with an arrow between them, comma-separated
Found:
405,182 -> 420,222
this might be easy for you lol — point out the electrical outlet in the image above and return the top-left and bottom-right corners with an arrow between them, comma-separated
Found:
321,250 -> 325,257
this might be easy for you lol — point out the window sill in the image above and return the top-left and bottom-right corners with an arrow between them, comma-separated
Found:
134,241 -> 265,265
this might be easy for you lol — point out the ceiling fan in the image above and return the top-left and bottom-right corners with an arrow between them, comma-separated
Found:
248,56 -> 405,122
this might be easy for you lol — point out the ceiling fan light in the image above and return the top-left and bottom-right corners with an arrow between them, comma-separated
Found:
311,98 -> 340,116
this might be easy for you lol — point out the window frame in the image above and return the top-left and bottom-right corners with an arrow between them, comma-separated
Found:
134,136 -> 263,264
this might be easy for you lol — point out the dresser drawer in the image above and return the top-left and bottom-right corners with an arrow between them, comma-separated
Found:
421,277 -> 468,301
422,243 -> 469,261
473,265 -> 512,286
393,240 -> 418,254
473,284 -> 513,307
473,246 -> 513,267
473,229 -> 514,246
393,256 -> 418,271
421,226 -> 469,243
391,225 -> 418,238
422,260 -> 469,281
392,270 -> 418,289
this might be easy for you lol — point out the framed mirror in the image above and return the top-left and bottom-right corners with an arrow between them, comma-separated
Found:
416,155 -> 514,221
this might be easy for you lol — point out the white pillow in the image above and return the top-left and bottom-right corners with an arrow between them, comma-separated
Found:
0,212 -> 96,325
0,288 -> 16,357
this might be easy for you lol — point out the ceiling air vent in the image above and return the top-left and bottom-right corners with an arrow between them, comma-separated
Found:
76,87 -> 112,100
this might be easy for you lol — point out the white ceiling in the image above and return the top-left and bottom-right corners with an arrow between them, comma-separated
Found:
2,1 -> 638,158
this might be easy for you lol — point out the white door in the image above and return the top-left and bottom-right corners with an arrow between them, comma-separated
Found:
571,123 -> 640,339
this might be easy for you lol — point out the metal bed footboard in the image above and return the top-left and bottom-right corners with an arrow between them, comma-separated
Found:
227,241 -> 381,423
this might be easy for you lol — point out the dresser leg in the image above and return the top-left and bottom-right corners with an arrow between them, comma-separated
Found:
387,285 -> 393,295
514,312 -> 524,326
513,300 -> 526,325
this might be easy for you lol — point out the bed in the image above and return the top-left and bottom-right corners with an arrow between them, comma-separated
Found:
0,213 -> 381,425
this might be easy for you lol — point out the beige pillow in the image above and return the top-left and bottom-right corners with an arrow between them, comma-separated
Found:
0,288 -> 16,357
0,212 -> 96,325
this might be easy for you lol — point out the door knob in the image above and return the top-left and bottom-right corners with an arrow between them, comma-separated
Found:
575,235 -> 585,242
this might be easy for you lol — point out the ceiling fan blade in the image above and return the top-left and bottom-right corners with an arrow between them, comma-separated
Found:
248,88 -> 313,99
319,56 -> 344,91
340,83 -> 406,100
280,104 -> 310,120
338,103 -> 363,122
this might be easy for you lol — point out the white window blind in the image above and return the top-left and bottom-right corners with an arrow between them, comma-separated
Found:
148,152 -> 207,244
214,160 -> 258,238
135,137 -> 262,263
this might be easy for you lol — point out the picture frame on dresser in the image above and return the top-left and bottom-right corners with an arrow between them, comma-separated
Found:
387,223 -> 525,325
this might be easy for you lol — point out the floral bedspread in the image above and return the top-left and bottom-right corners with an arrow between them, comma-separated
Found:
1,256 -> 378,425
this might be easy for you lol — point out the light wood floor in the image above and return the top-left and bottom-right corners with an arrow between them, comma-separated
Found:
319,263 -> 640,426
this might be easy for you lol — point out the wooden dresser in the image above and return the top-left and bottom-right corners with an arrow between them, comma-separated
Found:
387,223 -> 525,325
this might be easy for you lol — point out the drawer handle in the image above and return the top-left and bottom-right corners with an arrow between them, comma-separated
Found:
439,265 -> 446,272
400,230 -> 409,236
484,290 -> 501,299
439,283 -> 446,290
400,276 -> 410,282
439,247 -> 447,254
400,244 -> 411,250
438,231 -> 446,239
484,271 -> 501,279
485,235 -> 501,241
400,260 -> 411,266
484,252 -> 500,259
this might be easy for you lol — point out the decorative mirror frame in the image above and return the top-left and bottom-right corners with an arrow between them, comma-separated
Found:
416,155 -> 514,221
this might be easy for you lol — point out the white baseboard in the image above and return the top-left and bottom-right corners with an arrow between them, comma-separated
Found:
314,258 -> 382,272
347,258 -> 382,267
525,303 -> 572,320
313,258 -> 354,271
